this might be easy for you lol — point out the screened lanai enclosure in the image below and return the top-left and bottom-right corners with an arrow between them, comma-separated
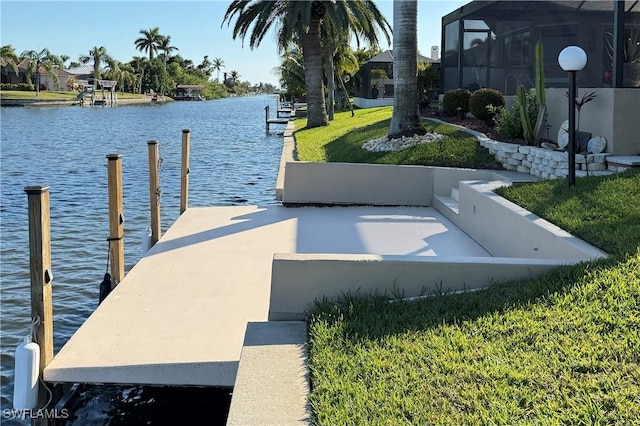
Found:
441,0 -> 640,94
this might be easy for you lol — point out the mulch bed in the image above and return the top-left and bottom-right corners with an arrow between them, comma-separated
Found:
419,105 -> 528,145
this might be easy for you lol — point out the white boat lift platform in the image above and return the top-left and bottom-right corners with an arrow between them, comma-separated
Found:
43,205 -> 490,388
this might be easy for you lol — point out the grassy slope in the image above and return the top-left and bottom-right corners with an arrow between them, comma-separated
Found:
295,108 -> 501,169
308,169 -> 640,425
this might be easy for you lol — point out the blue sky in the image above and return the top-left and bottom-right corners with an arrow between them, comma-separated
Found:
0,1 -> 467,87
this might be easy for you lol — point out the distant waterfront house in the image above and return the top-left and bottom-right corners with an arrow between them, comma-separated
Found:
65,65 -> 96,88
353,50 -> 437,108
1,58 -> 74,91
1,58 -> 30,85
440,0 -> 640,94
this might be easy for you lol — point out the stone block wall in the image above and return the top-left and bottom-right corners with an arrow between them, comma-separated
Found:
480,140 -> 610,179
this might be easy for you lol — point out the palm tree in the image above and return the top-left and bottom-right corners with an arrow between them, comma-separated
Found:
59,54 -> 70,69
389,0 -> 425,138
321,13 -> 389,120
213,57 -> 225,82
223,0 -> 390,129
117,63 -> 136,93
135,27 -> 163,60
1,45 -> 20,78
275,45 -> 306,99
20,48 -> 59,95
229,70 -> 240,85
158,35 -> 178,64
79,46 -> 113,88
130,56 -> 148,94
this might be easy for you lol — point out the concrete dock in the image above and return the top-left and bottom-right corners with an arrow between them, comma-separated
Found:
44,205 -> 490,387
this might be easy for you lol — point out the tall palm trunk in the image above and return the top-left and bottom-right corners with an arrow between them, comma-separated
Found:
324,48 -> 336,121
300,17 -> 328,128
389,0 -> 425,138
337,72 -> 355,117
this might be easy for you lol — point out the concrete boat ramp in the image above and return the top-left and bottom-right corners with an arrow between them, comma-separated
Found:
43,204 -> 491,388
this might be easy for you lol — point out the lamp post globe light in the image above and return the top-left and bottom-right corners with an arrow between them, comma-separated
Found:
558,46 -> 587,186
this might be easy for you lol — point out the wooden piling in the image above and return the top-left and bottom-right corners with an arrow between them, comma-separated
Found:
265,105 -> 269,131
147,141 -> 161,246
180,130 -> 191,215
106,154 -> 124,287
24,186 -> 54,408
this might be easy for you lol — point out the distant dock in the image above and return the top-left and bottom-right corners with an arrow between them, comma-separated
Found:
265,102 -> 292,131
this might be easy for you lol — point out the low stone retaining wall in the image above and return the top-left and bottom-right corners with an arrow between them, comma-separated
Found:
479,140 -> 610,179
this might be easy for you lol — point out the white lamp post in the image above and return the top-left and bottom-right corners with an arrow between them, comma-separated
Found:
558,46 -> 587,186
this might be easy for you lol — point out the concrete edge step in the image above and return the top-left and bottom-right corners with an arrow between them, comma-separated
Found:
432,194 -> 459,221
227,321 -> 311,426
451,187 -> 459,202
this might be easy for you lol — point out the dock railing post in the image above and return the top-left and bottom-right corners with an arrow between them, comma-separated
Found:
180,130 -> 191,215
24,185 -> 54,413
106,154 -> 125,287
147,141 -> 161,246
265,105 -> 269,132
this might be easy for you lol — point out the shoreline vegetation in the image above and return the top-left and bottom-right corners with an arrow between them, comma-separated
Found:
0,90 -> 172,106
299,110 -> 640,424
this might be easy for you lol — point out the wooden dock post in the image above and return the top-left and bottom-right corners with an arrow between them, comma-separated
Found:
106,154 -> 124,288
24,186 -> 54,412
180,130 -> 191,215
147,141 -> 161,246
265,105 -> 270,131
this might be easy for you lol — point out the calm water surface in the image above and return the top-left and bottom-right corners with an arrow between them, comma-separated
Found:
0,96 -> 285,424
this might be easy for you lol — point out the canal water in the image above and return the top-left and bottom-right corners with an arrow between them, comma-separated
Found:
0,95 -> 286,425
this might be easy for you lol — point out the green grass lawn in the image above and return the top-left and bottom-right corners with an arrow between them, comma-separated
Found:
308,169 -> 640,425
295,107 -> 502,169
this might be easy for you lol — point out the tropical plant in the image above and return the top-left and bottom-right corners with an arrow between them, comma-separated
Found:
228,70 -> 240,85
80,46 -> 113,88
389,0 -> 426,138
135,27 -> 163,60
321,8 -> 390,120
565,91 -> 597,133
490,88 -> 538,141
223,0 -> 390,129
1,45 -> 20,78
212,57 -> 225,82
416,62 -> 440,107
59,54 -> 70,69
197,55 -> 213,78
20,48 -> 60,95
158,35 -> 179,64
130,56 -> 148,93
517,85 -> 534,144
276,46 -> 306,100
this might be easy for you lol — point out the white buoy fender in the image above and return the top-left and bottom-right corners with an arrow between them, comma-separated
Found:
141,226 -> 152,256
13,335 -> 39,410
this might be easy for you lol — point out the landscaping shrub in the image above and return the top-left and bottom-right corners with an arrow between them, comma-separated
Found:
469,88 -> 505,123
416,63 -> 440,107
442,88 -> 471,117
1,83 -> 32,91
489,88 -> 538,141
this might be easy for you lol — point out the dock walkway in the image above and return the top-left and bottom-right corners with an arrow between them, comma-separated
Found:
43,205 -> 489,387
